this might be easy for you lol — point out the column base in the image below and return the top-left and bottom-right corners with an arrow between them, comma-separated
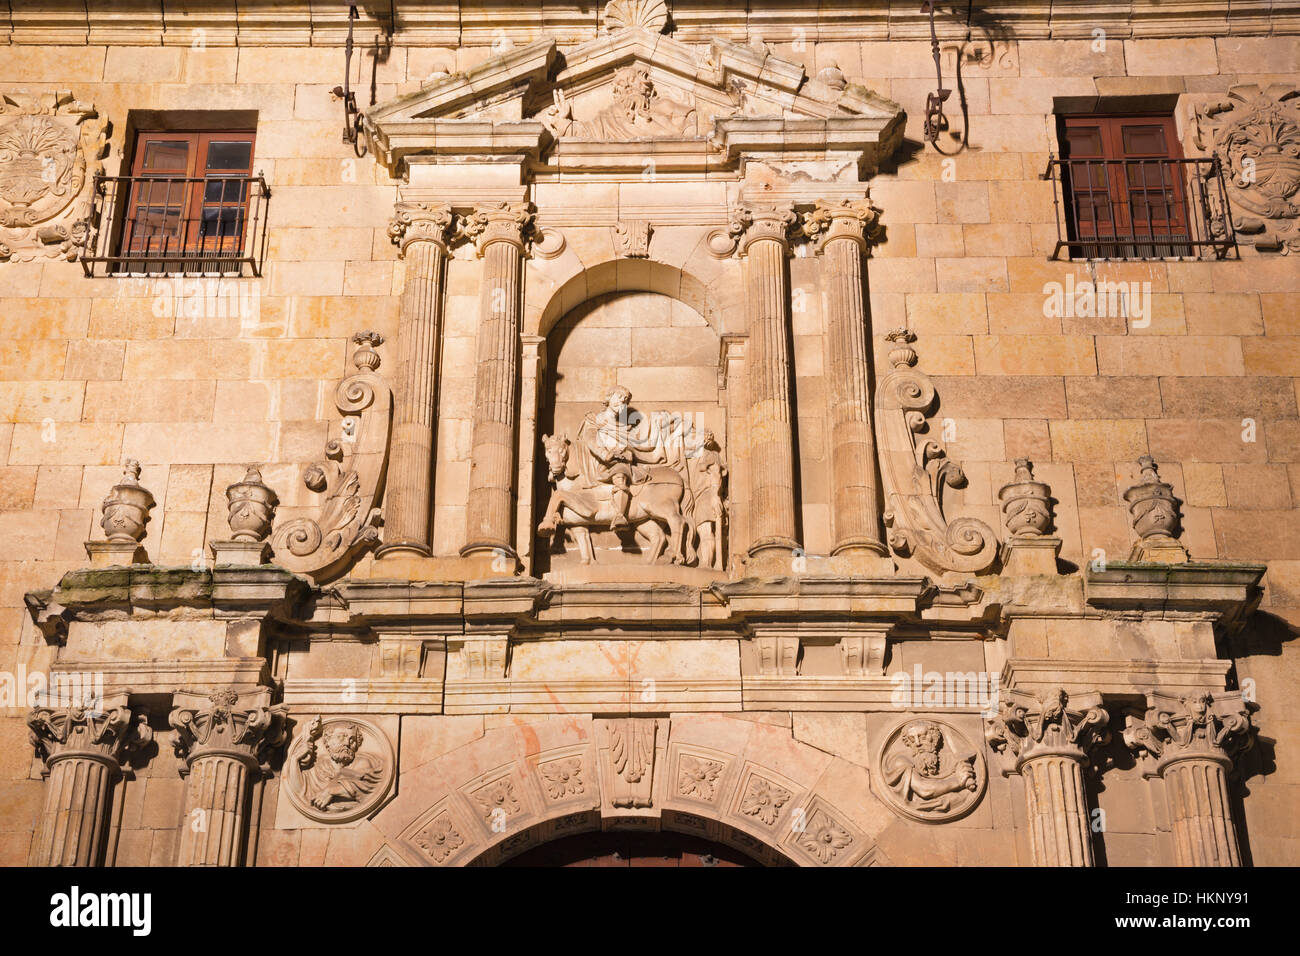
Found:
375,541 -> 433,560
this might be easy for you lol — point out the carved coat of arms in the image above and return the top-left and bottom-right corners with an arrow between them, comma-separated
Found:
0,90 -> 105,262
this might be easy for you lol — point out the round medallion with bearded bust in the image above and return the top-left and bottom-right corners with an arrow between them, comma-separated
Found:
286,716 -> 394,824
875,718 -> 986,824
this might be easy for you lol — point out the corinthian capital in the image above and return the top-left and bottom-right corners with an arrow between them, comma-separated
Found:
985,686 -> 1110,772
27,693 -> 152,769
1123,690 -> 1254,773
727,203 -> 799,254
460,201 -> 535,255
801,198 -> 883,251
169,688 -> 287,774
388,201 -> 454,257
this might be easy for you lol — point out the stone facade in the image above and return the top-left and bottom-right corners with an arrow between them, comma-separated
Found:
1,0 -> 1298,867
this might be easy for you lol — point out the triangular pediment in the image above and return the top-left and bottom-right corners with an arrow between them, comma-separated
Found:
364,26 -> 904,176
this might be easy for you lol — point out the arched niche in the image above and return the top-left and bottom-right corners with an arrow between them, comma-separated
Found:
534,289 -> 731,579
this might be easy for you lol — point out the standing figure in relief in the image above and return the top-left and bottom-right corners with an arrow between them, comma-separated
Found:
689,428 -> 728,570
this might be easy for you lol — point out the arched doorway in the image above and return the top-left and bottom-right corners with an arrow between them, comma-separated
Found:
501,830 -> 762,867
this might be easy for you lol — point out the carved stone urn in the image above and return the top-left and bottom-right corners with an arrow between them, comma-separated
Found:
1123,456 -> 1188,563
226,466 -> 278,542
99,460 -> 154,543
997,458 -> 1060,575
998,458 -> 1053,537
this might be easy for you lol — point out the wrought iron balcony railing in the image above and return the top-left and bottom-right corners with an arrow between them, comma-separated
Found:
1043,155 -> 1236,260
78,173 -> 270,276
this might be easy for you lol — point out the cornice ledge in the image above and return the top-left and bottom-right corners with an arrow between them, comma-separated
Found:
1084,561 -> 1267,631
713,575 -> 929,619
26,565 -> 310,641
1002,657 -> 1234,698
336,579 -> 466,624
713,114 -> 906,175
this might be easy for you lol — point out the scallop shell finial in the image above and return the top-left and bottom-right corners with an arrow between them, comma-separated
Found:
603,0 -> 669,34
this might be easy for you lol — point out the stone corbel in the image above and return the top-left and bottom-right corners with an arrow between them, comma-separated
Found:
754,633 -> 801,677
838,630 -> 888,677
270,332 -> 393,583
874,330 -> 998,575
600,717 -> 662,810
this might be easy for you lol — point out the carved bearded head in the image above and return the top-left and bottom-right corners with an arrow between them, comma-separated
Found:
902,722 -> 944,776
613,67 -> 656,121
324,724 -> 364,766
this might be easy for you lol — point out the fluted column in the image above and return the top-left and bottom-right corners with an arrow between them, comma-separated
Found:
27,694 -> 151,866
378,201 -> 454,556
460,201 -> 533,558
986,687 -> 1111,866
732,204 -> 800,561
1123,690 -> 1254,866
803,199 -> 887,560
170,688 -> 287,867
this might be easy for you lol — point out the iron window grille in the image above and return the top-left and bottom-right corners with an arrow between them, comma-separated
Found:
1043,155 -> 1236,261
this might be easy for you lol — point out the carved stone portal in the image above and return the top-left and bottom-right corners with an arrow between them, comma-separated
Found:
286,716 -> 395,824
1196,84 -> 1300,254
0,90 -> 105,262
539,387 -> 727,567
877,718 -> 986,824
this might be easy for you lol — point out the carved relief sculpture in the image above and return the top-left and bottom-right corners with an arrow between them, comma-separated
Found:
602,0 -> 669,33
874,330 -> 998,574
287,716 -> 395,824
606,717 -> 657,808
1195,84 -> 1300,253
613,219 -> 652,257
877,719 -> 986,823
0,90 -> 105,262
738,775 -> 792,826
678,754 -> 724,800
413,812 -> 464,863
541,66 -> 696,140
539,387 -> 726,567
271,331 -> 393,581
540,757 -> 585,800
796,809 -> 853,865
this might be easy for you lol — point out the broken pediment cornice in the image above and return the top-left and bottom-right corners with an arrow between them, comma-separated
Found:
364,25 -> 904,178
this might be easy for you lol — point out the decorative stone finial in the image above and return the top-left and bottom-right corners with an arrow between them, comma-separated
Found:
602,0 -> 669,34
350,331 -> 383,371
999,458 -> 1053,537
884,328 -> 917,368
226,466 -> 278,542
1123,455 -> 1188,562
99,460 -> 154,543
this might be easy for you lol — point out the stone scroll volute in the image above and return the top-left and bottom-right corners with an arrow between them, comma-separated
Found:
0,90 -> 106,262
270,331 -> 393,582
873,330 -> 998,574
